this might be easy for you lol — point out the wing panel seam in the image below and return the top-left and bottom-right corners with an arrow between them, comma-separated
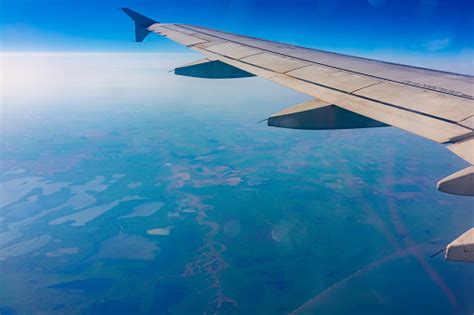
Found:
350,81 -> 384,94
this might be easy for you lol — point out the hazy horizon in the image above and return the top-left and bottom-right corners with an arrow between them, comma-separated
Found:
1,0 -> 473,74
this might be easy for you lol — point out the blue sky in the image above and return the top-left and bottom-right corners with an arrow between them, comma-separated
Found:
0,0 -> 473,73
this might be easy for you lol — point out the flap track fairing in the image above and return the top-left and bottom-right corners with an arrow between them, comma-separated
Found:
437,166 -> 474,196
174,59 -> 256,79
268,99 -> 387,130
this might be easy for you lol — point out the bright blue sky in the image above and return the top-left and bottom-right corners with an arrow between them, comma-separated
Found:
1,0 -> 473,72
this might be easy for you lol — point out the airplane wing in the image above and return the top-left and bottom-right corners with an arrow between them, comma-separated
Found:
122,8 -> 474,197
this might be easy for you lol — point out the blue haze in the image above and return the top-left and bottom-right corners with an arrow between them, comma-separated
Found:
1,0 -> 474,73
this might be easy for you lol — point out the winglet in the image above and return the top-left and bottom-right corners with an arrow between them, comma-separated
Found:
121,8 -> 158,42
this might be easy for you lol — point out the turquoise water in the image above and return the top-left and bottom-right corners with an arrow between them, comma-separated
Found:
0,53 -> 473,314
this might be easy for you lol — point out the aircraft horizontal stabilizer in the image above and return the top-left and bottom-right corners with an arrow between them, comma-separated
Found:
174,59 -> 255,79
268,99 -> 387,130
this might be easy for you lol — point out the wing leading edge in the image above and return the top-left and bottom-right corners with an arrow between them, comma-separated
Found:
121,8 -> 474,198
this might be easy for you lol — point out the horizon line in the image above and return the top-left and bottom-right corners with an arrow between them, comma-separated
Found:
0,51 -> 198,56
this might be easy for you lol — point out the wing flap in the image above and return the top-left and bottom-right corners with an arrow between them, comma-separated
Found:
286,65 -> 383,93
241,53 -> 311,73
205,42 -> 263,59
459,116 -> 474,129
448,137 -> 474,164
194,47 -> 278,79
354,82 -> 474,123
